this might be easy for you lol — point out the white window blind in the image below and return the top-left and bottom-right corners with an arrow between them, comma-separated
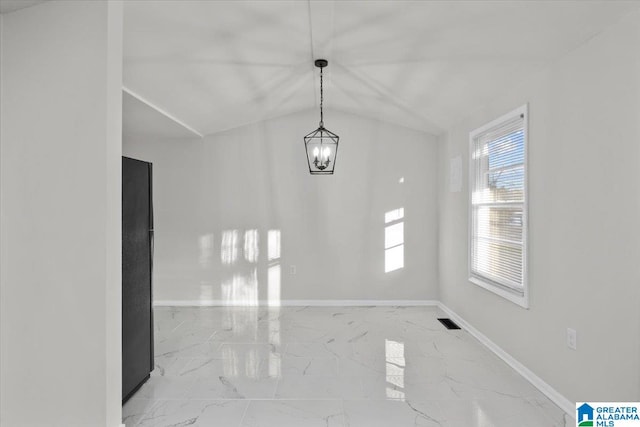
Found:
469,105 -> 528,307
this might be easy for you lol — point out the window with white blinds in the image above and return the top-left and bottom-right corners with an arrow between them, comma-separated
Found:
469,104 -> 528,308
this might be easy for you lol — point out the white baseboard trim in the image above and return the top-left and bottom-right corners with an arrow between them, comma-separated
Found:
153,299 -> 439,307
437,302 -> 575,419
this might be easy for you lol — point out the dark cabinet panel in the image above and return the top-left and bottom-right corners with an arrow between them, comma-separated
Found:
122,157 -> 153,403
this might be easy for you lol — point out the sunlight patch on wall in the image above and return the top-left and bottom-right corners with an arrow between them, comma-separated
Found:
385,208 -> 405,273
244,229 -> 259,263
385,207 -> 404,224
198,233 -> 214,268
268,229 -> 281,261
268,265 -> 281,307
219,228 -> 282,306
221,229 -> 239,265
221,269 -> 258,306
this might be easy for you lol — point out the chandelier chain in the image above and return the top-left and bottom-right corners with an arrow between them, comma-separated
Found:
320,66 -> 324,127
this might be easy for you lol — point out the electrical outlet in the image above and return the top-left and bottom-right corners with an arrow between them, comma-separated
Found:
567,328 -> 577,350
290,265 -> 296,275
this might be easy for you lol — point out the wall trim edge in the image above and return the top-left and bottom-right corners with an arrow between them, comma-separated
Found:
437,302 -> 575,419
153,299 -> 440,307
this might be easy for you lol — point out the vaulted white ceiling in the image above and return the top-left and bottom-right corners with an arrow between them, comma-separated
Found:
123,0 -> 640,137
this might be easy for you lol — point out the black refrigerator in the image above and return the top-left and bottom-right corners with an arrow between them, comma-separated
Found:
122,157 -> 154,403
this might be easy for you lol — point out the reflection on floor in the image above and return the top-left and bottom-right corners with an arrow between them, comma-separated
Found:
123,306 -> 568,426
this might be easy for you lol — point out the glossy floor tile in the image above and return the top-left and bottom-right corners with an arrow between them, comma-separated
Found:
123,306 -> 568,426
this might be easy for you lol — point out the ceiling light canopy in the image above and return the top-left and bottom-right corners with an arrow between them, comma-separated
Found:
304,59 -> 339,175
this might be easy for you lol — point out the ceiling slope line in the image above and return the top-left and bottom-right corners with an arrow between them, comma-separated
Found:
333,62 -> 444,134
122,86 -> 204,138
307,0 -> 336,108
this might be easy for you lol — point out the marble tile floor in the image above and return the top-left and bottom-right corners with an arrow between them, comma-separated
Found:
123,306 -> 569,426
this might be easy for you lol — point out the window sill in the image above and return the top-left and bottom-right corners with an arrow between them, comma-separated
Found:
469,276 -> 529,309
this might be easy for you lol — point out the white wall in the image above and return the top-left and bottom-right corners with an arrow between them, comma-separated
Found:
0,1 -> 123,426
438,9 -> 640,403
124,109 -> 439,304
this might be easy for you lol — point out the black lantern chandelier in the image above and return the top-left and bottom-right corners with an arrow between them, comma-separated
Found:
304,59 -> 339,175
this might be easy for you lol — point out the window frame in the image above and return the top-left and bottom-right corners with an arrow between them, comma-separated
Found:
468,104 -> 529,308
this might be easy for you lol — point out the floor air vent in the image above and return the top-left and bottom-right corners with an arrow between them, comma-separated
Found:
437,318 -> 461,330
